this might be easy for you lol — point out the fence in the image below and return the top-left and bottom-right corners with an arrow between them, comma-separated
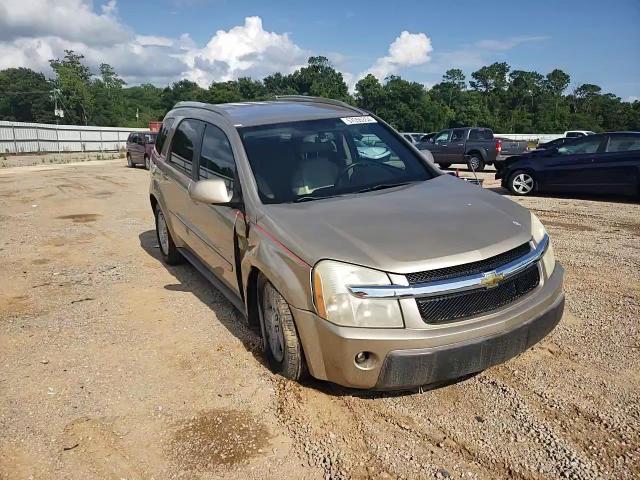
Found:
495,133 -> 563,143
0,121 -> 149,154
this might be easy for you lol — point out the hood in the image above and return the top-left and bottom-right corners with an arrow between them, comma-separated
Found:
260,175 -> 534,274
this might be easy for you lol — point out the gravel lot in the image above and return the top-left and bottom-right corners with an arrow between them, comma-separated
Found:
0,160 -> 638,480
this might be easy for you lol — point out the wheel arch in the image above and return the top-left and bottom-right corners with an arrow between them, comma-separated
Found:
467,149 -> 486,161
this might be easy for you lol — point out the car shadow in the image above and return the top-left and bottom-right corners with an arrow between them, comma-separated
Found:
138,229 -> 480,399
138,229 -> 266,367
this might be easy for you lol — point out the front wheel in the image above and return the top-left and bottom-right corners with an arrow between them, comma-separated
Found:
126,154 -> 133,168
259,278 -> 305,381
144,155 -> 150,170
508,170 -> 536,196
468,155 -> 485,172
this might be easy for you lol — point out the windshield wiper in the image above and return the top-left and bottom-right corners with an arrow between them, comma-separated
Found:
357,182 -> 411,194
293,194 -> 343,203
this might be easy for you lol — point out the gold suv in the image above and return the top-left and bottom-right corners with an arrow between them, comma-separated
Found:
149,97 -> 564,390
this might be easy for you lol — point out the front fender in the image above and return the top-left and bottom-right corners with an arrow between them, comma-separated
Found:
241,223 -> 313,311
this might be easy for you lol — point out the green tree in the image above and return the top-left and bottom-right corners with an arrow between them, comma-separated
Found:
291,56 -> 350,101
0,68 -> 55,123
49,50 -> 93,125
91,63 -> 126,126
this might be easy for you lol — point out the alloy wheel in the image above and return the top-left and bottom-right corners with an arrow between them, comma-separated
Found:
512,173 -> 534,194
262,284 -> 285,363
157,210 -> 170,256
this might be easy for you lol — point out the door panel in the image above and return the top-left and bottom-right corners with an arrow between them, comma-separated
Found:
538,136 -> 604,191
182,122 -> 241,292
430,130 -> 452,163
446,129 -> 466,163
164,118 -> 203,248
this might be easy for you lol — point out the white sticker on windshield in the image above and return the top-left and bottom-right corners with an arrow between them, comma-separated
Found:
340,115 -> 377,125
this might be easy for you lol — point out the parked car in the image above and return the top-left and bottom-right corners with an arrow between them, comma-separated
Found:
401,132 -> 428,144
496,132 -> 640,196
150,96 -> 564,390
417,127 -> 500,171
126,131 -> 157,169
536,137 -> 572,150
564,130 -> 596,138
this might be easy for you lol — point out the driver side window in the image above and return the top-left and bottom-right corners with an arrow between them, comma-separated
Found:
434,131 -> 450,144
557,136 -> 602,155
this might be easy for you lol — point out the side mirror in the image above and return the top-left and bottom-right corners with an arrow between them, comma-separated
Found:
188,178 -> 232,204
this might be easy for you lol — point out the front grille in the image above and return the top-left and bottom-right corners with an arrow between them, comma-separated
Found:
406,242 -> 531,285
416,265 -> 540,324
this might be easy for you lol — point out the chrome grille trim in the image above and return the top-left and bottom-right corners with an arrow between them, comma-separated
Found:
347,235 -> 548,300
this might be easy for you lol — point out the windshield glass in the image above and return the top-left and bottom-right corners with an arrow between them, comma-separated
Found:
144,133 -> 157,144
239,117 -> 434,204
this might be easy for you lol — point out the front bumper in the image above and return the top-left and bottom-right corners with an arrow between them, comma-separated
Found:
292,264 -> 564,390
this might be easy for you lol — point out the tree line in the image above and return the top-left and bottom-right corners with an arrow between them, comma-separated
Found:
1,50 -> 638,133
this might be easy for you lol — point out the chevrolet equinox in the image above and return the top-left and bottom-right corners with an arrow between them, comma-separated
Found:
149,96 -> 564,390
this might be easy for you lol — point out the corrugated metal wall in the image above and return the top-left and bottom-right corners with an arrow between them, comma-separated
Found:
496,133 -> 563,142
0,121 -> 149,154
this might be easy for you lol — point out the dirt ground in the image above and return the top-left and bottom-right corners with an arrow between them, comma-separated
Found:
0,160 -> 638,480
0,152 -> 123,169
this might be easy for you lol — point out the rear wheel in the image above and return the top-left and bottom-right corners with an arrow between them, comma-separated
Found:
154,206 -> 183,265
508,170 -> 536,196
468,155 -> 485,172
259,277 -> 305,381
144,155 -> 150,170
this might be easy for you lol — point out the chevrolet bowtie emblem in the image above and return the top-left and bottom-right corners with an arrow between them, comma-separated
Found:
481,271 -> 504,289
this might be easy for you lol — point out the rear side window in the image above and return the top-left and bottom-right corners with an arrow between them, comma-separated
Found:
606,135 -> 640,153
451,129 -> 465,141
468,129 -> 480,140
483,129 -> 493,140
155,118 -> 175,156
169,119 -> 203,176
199,123 -> 236,191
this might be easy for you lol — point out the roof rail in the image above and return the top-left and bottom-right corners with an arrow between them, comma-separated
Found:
173,101 -> 231,119
274,95 -> 365,114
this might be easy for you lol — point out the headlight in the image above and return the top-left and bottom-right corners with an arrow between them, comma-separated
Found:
312,260 -> 403,328
530,212 -> 556,276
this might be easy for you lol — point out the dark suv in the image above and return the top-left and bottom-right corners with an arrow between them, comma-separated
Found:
126,131 -> 156,170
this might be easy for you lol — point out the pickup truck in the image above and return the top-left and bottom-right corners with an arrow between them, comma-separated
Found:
496,137 -> 529,157
417,127 -> 499,172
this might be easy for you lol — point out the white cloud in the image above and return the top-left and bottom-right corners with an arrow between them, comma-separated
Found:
0,3 -> 310,88
181,16 -> 308,86
360,31 -> 433,81
625,95 -> 639,103
0,0 -> 126,46
135,35 -> 174,47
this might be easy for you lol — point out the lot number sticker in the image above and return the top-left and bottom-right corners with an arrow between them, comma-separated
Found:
340,116 -> 377,125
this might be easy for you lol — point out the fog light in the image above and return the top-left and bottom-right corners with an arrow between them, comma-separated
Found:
354,351 -> 377,370
355,352 -> 368,365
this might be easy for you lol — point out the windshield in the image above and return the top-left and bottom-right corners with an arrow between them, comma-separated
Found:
144,133 -> 157,144
239,117 -> 434,204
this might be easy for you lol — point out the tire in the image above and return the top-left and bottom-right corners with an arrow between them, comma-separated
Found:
258,277 -> 305,381
126,153 -> 133,168
508,170 -> 536,196
438,163 -> 452,170
154,205 -> 183,265
468,154 -> 485,172
144,155 -> 150,170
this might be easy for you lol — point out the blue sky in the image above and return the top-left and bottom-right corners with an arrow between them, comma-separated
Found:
1,0 -> 638,99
